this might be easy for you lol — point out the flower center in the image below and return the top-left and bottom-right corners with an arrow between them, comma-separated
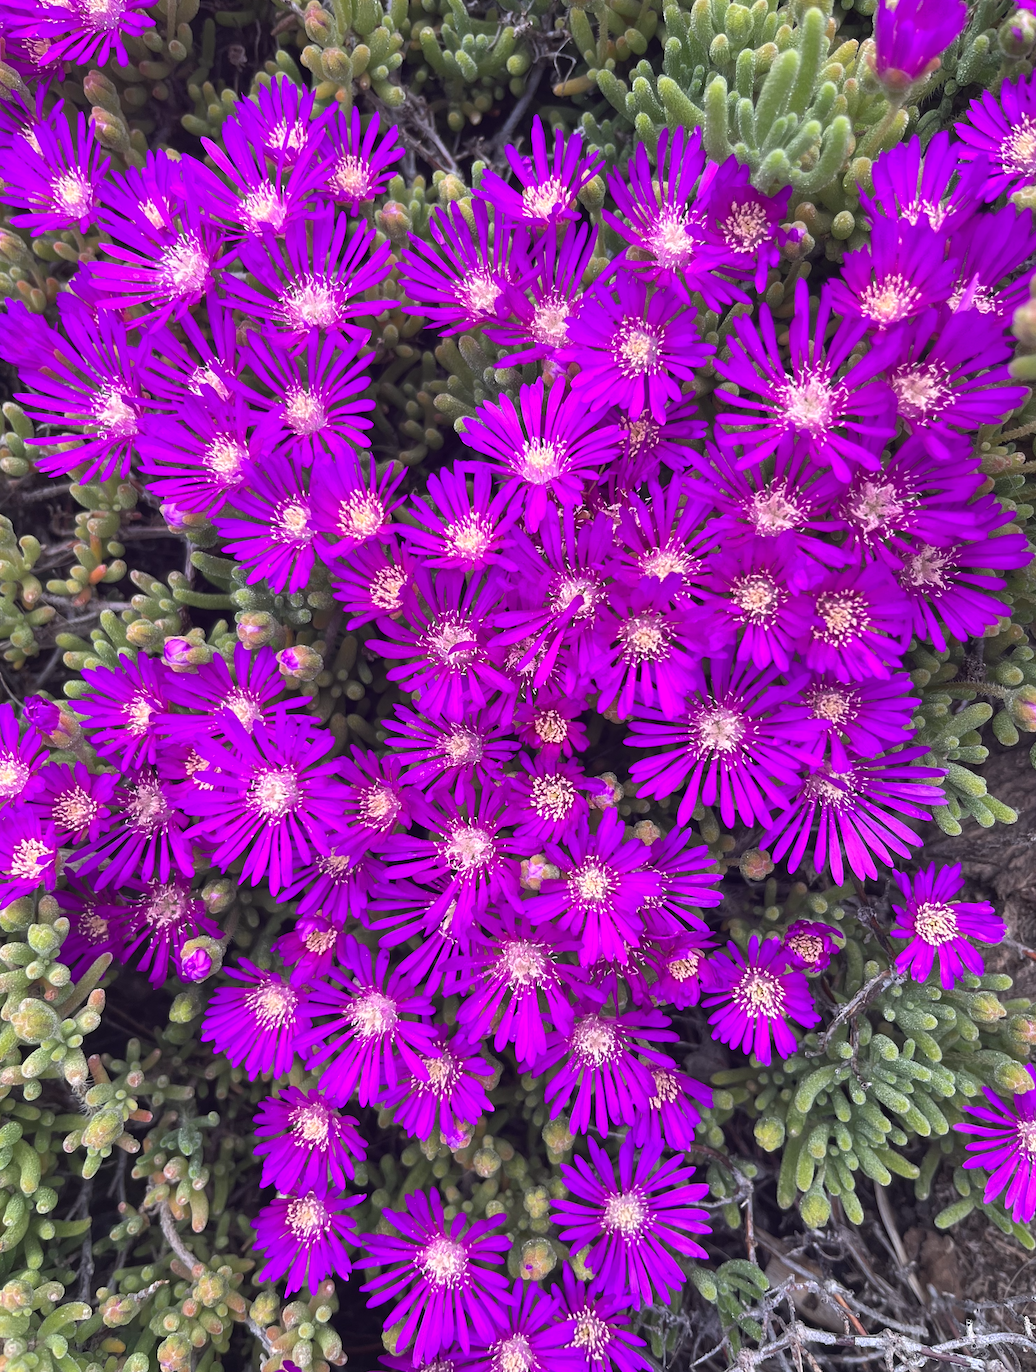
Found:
691,705 -> 745,753
427,618 -> 477,666
900,544 -> 951,591
249,766 -> 300,818
273,498 -> 313,543
641,545 -> 695,580
647,208 -> 695,268
806,685 -> 857,726
443,513 -> 492,563
531,294 -> 571,348
735,967 -> 786,1018
570,1014 -> 619,1065
52,786 -> 98,830
52,169 -> 93,220
283,386 -> 327,436
417,1236 -> 469,1288
283,277 -> 343,331
530,773 -> 576,822
845,480 -> 907,536
370,566 -> 407,612
240,186 -> 287,233
783,375 -> 837,436
669,951 -> 701,980
358,783 -> 399,829
204,435 -> 248,480
815,590 -> 869,644
648,1069 -> 682,1107
285,1195 -> 329,1240
304,926 -> 336,954
519,438 -> 565,483
0,759 -> 29,800
499,939 -> 549,986
290,1100 -> 331,1147
522,177 -> 567,220
602,1189 -> 648,1237
93,386 -> 138,438
572,860 -> 615,904
81,912 -> 109,943
731,573 -> 781,624
891,365 -> 952,423
619,611 -> 672,663
348,990 -> 398,1038
125,692 -> 155,735
788,933 -> 825,966
749,483 -> 804,535
443,726 -> 483,766
913,900 -> 959,946
158,233 -> 210,298
1017,1118 -> 1036,1159
422,1052 -> 460,1093
189,364 -> 230,400
553,576 -> 600,618
332,153 -> 374,201
493,1334 -> 535,1372
225,688 -> 263,730
143,884 -> 188,927
1000,117 -> 1036,177
858,272 -> 921,326
337,492 -> 385,542
458,271 -> 501,319
127,779 -> 169,831
803,768 -> 856,805
614,320 -> 663,377
8,838 -> 50,882
247,980 -> 297,1029
722,199 -> 770,251
443,823 -> 494,871
534,709 -> 569,745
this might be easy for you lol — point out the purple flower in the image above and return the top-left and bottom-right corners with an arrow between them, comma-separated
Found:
331,533 -> 416,629
159,643 -> 308,744
641,825 -> 724,937
54,880 -> 126,980
382,1028 -> 494,1148
957,72 -> 1036,201
116,879 -> 219,986
699,157 -> 791,294
282,844 -> 382,930
182,716 -> 345,896
563,273 -> 714,423
783,920 -> 841,972
358,1189 -> 511,1364
760,747 -> 946,884
627,660 -> 813,828
947,204 -> 1036,320
0,813 -> 59,907
714,279 -> 896,482
872,0 -> 967,89
805,563 -> 909,683
485,222 -> 599,365
383,704 -> 517,802
557,1268 -> 651,1372
612,477 -> 716,600
460,380 -> 620,532
0,703 -> 45,809
311,455 -> 405,560
398,464 -> 518,573
552,1134 -> 710,1303
513,692 -> 589,759
137,387 -> 259,517
213,452 -> 315,594
197,117 -> 328,242
234,76 -> 331,168
648,934 -> 717,1007
77,653 -> 169,771
537,1005 -> 675,1136
254,1191 -> 362,1295
890,862 -> 1005,988
74,768 -> 194,889
828,218 -> 958,330
594,585 -> 706,720
273,910 -> 351,987
201,960 -> 312,1079
957,1066 -> 1036,1224
400,198 -> 531,334
703,935 -> 821,1065
5,0 -> 152,66
629,1063 -> 712,1155
254,1086 -> 367,1194
455,1281 -> 584,1372
867,132 -> 983,235
507,753 -> 603,848
696,538 -> 816,674
337,749 -> 416,856
299,939 -> 436,1106
791,674 -> 919,764
325,107 -> 404,209
476,116 -> 603,227
0,103 -> 107,234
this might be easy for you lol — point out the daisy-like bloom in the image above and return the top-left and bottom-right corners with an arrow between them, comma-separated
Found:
553,1135 -> 710,1305
383,704 -> 517,801
399,464 -> 518,573
477,116 -> 603,228
281,843 -> 382,928
760,746 -> 946,884
137,387 -> 259,517
382,1028 -> 494,1148
698,156 -> 791,293
16,294 -> 153,483
201,959 -> 312,1078
331,532 -> 416,629
957,1065 -> 1036,1224
300,939 -> 436,1106
460,379 -> 620,532
507,752 -> 604,847
86,158 -> 228,325
254,1191 -> 362,1296
872,0 -> 967,90
198,116 -> 329,243
890,862 -> 1005,988
633,1060 -> 712,1154
627,660 -> 814,829
594,584 -> 705,720
648,936 -> 717,1011
159,643 -> 308,745
884,308 -> 1027,456
0,813 -> 59,907
884,524 -> 1031,653
641,825 -> 724,937
696,539 -> 816,673
703,935 -> 821,1064
224,214 -> 391,338
457,1281 -> 584,1372
213,451 -> 315,595
359,1190 -> 511,1364
242,328 -> 374,465
116,879 -> 220,987
538,1005 -> 675,1136
611,477 -> 716,600
400,197 -> 531,334
144,295 -> 243,405
310,455 -> 405,560
273,910 -> 350,987
790,674 -> 919,764
558,1268 -> 651,1372
605,127 -> 745,309
325,107 -> 404,210
867,132 -> 983,235
254,1086 -> 367,1194
957,70 -> 1036,200
805,562 -> 909,683
828,218 -> 959,331
77,652 -> 169,771
0,703 -> 45,810
714,280 -> 896,482
513,692 -> 589,759
0,104 -> 107,234
947,205 -> 1036,320
336,749 -> 416,856
532,808 -> 661,967
32,762 -> 116,844
563,273 -> 714,423
456,911 -> 587,1065
234,76 -> 331,169
182,715 -> 345,896
369,570 -> 514,724
485,222 -> 598,366
611,395 -> 708,489
783,920 -> 840,973
3,0 -> 152,67
74,767 -> 195,889
54,880 -> 126,980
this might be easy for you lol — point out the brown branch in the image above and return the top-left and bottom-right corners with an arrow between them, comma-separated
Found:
805,968 -> 903,1058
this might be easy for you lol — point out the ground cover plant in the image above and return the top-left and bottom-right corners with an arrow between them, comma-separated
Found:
3,0 -> 1036,1368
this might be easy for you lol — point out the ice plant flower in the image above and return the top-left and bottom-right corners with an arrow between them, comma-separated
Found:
117,879 -> 219,986
476,116 -> 603,227
828,218 -> 958,330
957,70 -> 1036,200
0,105 -> 108,234
0,813 -> 59,907
213,452 -> 316,595
254,1191 -> 362,1296
201,960 -> 312,1078
558,1268 -> 651,1372
890,862 -> 1005,987
358,1189 -> 511,1364
381,1029 -> 494,1148
77,653 -> 170,771
957,1066 -> 1036,1223
703,935 -> 820,1064
325,107 -> 404,210
253,1086 -> 367,1193
552,1134 -> 710,1305
872,0 -> 967,91
782,920 -> 841,972
457,1280 -> 584,1372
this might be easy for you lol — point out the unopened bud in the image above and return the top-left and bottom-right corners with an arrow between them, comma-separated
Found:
303,1 -> 334,43
519,1238 -> 556,1281
376,200 -> 413,246
740,849 -> 775,881
520,854 -> 558,891
1000,8 -> 1036,56
90,108 -> 131,155
178,937 -> 222,983
589,772 -> 622,810
970,992 -> 1007,1024
82,1108 -> 125,1151
277,644 -> 323,681
9,998 -> 59,1044
162,636 -> 211,671
236,611 -> 280,649
437,174 -> 467,203
1009,685 -> 1036,732
201,878 -> 235,914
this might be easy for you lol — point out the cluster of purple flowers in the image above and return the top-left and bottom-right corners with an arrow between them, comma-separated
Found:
0,3 -> 1033,1354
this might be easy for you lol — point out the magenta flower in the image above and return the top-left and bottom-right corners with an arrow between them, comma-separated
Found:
213,452 -> 315,595
358,1189 -> 511,1364
201,960 -> 312,1079
828,218 -> 958,330
0,104 -> 107,234
0,703 -> 45,810
254,1191 -> 362,1296
552,1134 -> 710,1303
0,813 -> 59,907
77,653 -> 169,771
460,379 -> 620,532
507,753 -> 603,847
137,387 -> 259,516
116,880 -> 219,987
234,75 -> 331,168
273,910 -> 351,988
948,204 -> 1036,321
649,934 -> 717,1008
74,768 -> 195,889
336,749 -> 416,856
872,0 -> 967,89
456,1281 -> 584,1372
703,935 -> 821,1065
557,1268 -> 651,1372
54,881 -> 126,980
867,132 -> 983,234
805,563 -> 909,683
696,538 -> 816,673
476,116 -> 603,227
611,477 -> 716,600
699,157 -> 791,293
791,674 -> 919,764
325,107 -> 404,209
331,533 -> 416,629
783,921 -> 841,973
32,762 -> 115,845
398,464 -> 519,573
485,222 -> 598,365
159,643 -> 307,745
957,1067 -> 1036,1224
563,273 -> 714,423
761,747 -> 946,884
381,1028 -> 494,1148
642,825 -> 724,937
513,693 -> 589,759
957,72 -> 1036,200
310,455 -> 405,561
254,1086 -> 367,1194
198,116 -> 328,242
594,584 -> 706,720
890,862 -> 1005,988
629,1062 -> 712,1155
5,0 -> 153,66
383,704 -> 517,802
